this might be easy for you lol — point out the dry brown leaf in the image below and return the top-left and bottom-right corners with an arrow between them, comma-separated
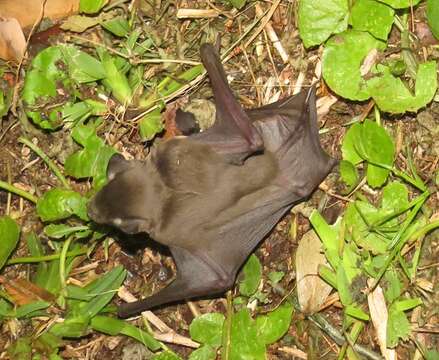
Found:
0,0 -> 79,31
0,17 -> 25,61
367,280 -> 397,360
295,229 -> 332,314
1,278 -> 55,306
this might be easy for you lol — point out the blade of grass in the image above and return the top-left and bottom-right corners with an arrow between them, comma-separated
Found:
6,248 -> 88,265
0,180 -> 37,203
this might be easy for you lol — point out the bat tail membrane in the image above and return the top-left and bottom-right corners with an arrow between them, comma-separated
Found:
190,43 -> 263,164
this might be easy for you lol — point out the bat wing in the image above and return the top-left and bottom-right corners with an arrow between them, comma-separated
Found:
186,44 -> 263,164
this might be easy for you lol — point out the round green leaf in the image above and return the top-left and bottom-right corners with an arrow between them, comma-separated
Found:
322,30 -> 385,100
139,109 -> 164,141
427,0 -> 439,39
0,216 -> 20,270
255,303 -> 293,345
298,0 -> 349,48
36,189 -> 89,222
381,181 -> 409,211
22,46 -> 73,130
188,345 -> 216,360
341,123 -> 363,164
339,160 -> 359,187
350,0 -> 394,40
367,62 -> 438,113
80,0 -> 107,14
377,0 -> 421,9
355,120 -> 394,188
238,254 -> 262,297
189,313 -> 224,347
226,309 -> 265,360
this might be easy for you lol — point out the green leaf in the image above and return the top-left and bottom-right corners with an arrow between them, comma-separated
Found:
36,188 -> 89,221
383,268 -> 402,304
341,123 -> 363,164
255,303 -> 293,344
298,0 -> 349,48
367,62 -> 438,113
91,315 -> 161,350
336,266 -> 353,306
341,241 -> 362,282
188,345 -> 217,360
64,121 -> 116,189
238,254 -> 262,297
377,0 -> 421,9
15,301 -> 50,318
0,216 -> 20,270
152,352 -> 183,360
22,46 -> 73,130
309,211 -> 341,269
225,308 -> 265,360
80,266 -> 126,318
355,120 -> 394,187
387,299 -> 422,347
339,160 -> 358,187
139,109 -> 164,141
190,313 -> 224,348
80,0 -> 107,14
229,0 -> 246,9
7,338 -> 32,360
350,0 -> 394,40
393,298 -> 422,312
426,350 -> 439,360
427,0 -> 439,39
44,224 -> 90,239
345,201 -> 389,254
381,182 -> 409,212
344,304 -> 369,321
387,303 -> 411,347
49,316 -> 90,337
61,45 -> 106,83
322,30 -> 386,100
99,49 -> 132,104
267,271 -> 284,285
101,17 -> 130,37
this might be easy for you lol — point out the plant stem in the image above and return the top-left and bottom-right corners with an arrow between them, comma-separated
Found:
0,180 -> 38,203
6,248 -> 88,265
59,236 -> 73,289
18,137 -> 70,189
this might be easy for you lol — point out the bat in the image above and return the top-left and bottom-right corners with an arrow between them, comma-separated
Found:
88,43 -> 336,318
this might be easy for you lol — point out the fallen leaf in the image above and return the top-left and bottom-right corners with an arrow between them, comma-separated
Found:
296,229 -> 332,314
0,17 -> 25,61
367,280 -> 397,360
0,277 -> 55,305
0,0 -> 79,31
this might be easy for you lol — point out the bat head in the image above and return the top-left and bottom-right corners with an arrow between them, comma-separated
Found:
88,154 -> 165,234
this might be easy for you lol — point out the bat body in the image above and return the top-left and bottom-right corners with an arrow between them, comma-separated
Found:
88,44 -> 336,318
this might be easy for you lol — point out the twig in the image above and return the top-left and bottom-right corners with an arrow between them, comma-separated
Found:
309,313 -> 384,360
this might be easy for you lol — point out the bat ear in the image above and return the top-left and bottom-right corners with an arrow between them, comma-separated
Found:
175,109 -> 200,135
107,153 -> 131,180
